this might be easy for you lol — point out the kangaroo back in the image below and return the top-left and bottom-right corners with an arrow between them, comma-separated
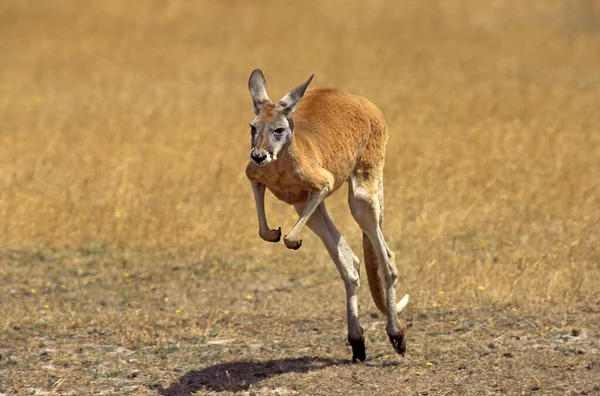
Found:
292,88 -> 388,191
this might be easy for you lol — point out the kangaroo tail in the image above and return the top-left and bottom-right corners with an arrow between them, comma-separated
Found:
363,176 -> 409,315
363,233 -> 388,313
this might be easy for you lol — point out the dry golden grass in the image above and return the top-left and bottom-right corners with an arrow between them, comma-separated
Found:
1,0 -> 599,394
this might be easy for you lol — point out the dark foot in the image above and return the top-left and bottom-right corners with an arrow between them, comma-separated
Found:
259,227 -> 281,243
283,236 -> 302,250
272,228 -> 281,242
349,337 -> 366,363
388,333 -> 406,356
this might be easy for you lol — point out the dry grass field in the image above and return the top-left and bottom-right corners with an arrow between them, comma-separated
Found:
1,0 -> 600,394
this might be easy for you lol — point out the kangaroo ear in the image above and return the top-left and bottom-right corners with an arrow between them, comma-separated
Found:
248,69 -> 271,115
277,74 -> 314,116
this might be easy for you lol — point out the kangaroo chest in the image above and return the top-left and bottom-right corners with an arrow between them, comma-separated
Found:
268,181 -> 310,205
246,161 -> 312,205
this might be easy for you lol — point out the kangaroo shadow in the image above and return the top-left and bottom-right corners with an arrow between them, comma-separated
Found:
156,356 -> 347,395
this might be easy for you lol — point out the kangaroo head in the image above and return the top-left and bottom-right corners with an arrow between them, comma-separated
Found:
247,69 -> 313,166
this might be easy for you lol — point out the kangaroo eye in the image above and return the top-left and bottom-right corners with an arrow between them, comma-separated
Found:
274,128 -> 285,134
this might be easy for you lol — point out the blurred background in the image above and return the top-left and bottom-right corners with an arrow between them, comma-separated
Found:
1,0 -> 598,299
1,1 -> 599,392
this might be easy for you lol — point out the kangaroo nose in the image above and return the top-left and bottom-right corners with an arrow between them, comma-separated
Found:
251,152 -> 267,164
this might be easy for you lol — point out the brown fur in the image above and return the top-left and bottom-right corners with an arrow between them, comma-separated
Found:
246,88 -> 387,200
246,87 -> 389,313
364,235 -> 387,314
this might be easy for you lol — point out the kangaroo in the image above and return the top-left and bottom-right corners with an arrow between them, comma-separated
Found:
245,69 -> 409,362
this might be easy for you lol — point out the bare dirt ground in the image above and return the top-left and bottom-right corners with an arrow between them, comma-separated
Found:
1,1 -> 599,394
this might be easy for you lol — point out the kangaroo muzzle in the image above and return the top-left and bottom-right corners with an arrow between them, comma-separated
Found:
250,148 -> 274,166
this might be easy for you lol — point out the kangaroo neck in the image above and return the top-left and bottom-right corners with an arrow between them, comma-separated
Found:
278,134 -> 300,166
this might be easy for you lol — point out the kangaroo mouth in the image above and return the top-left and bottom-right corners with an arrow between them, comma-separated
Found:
250,151 -> 275,166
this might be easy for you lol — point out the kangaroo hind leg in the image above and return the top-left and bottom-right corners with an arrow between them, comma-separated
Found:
348,172 -> 405,355
294,202 -> 365,362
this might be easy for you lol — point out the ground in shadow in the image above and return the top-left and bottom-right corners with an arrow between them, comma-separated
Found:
157,356 -> 347,395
